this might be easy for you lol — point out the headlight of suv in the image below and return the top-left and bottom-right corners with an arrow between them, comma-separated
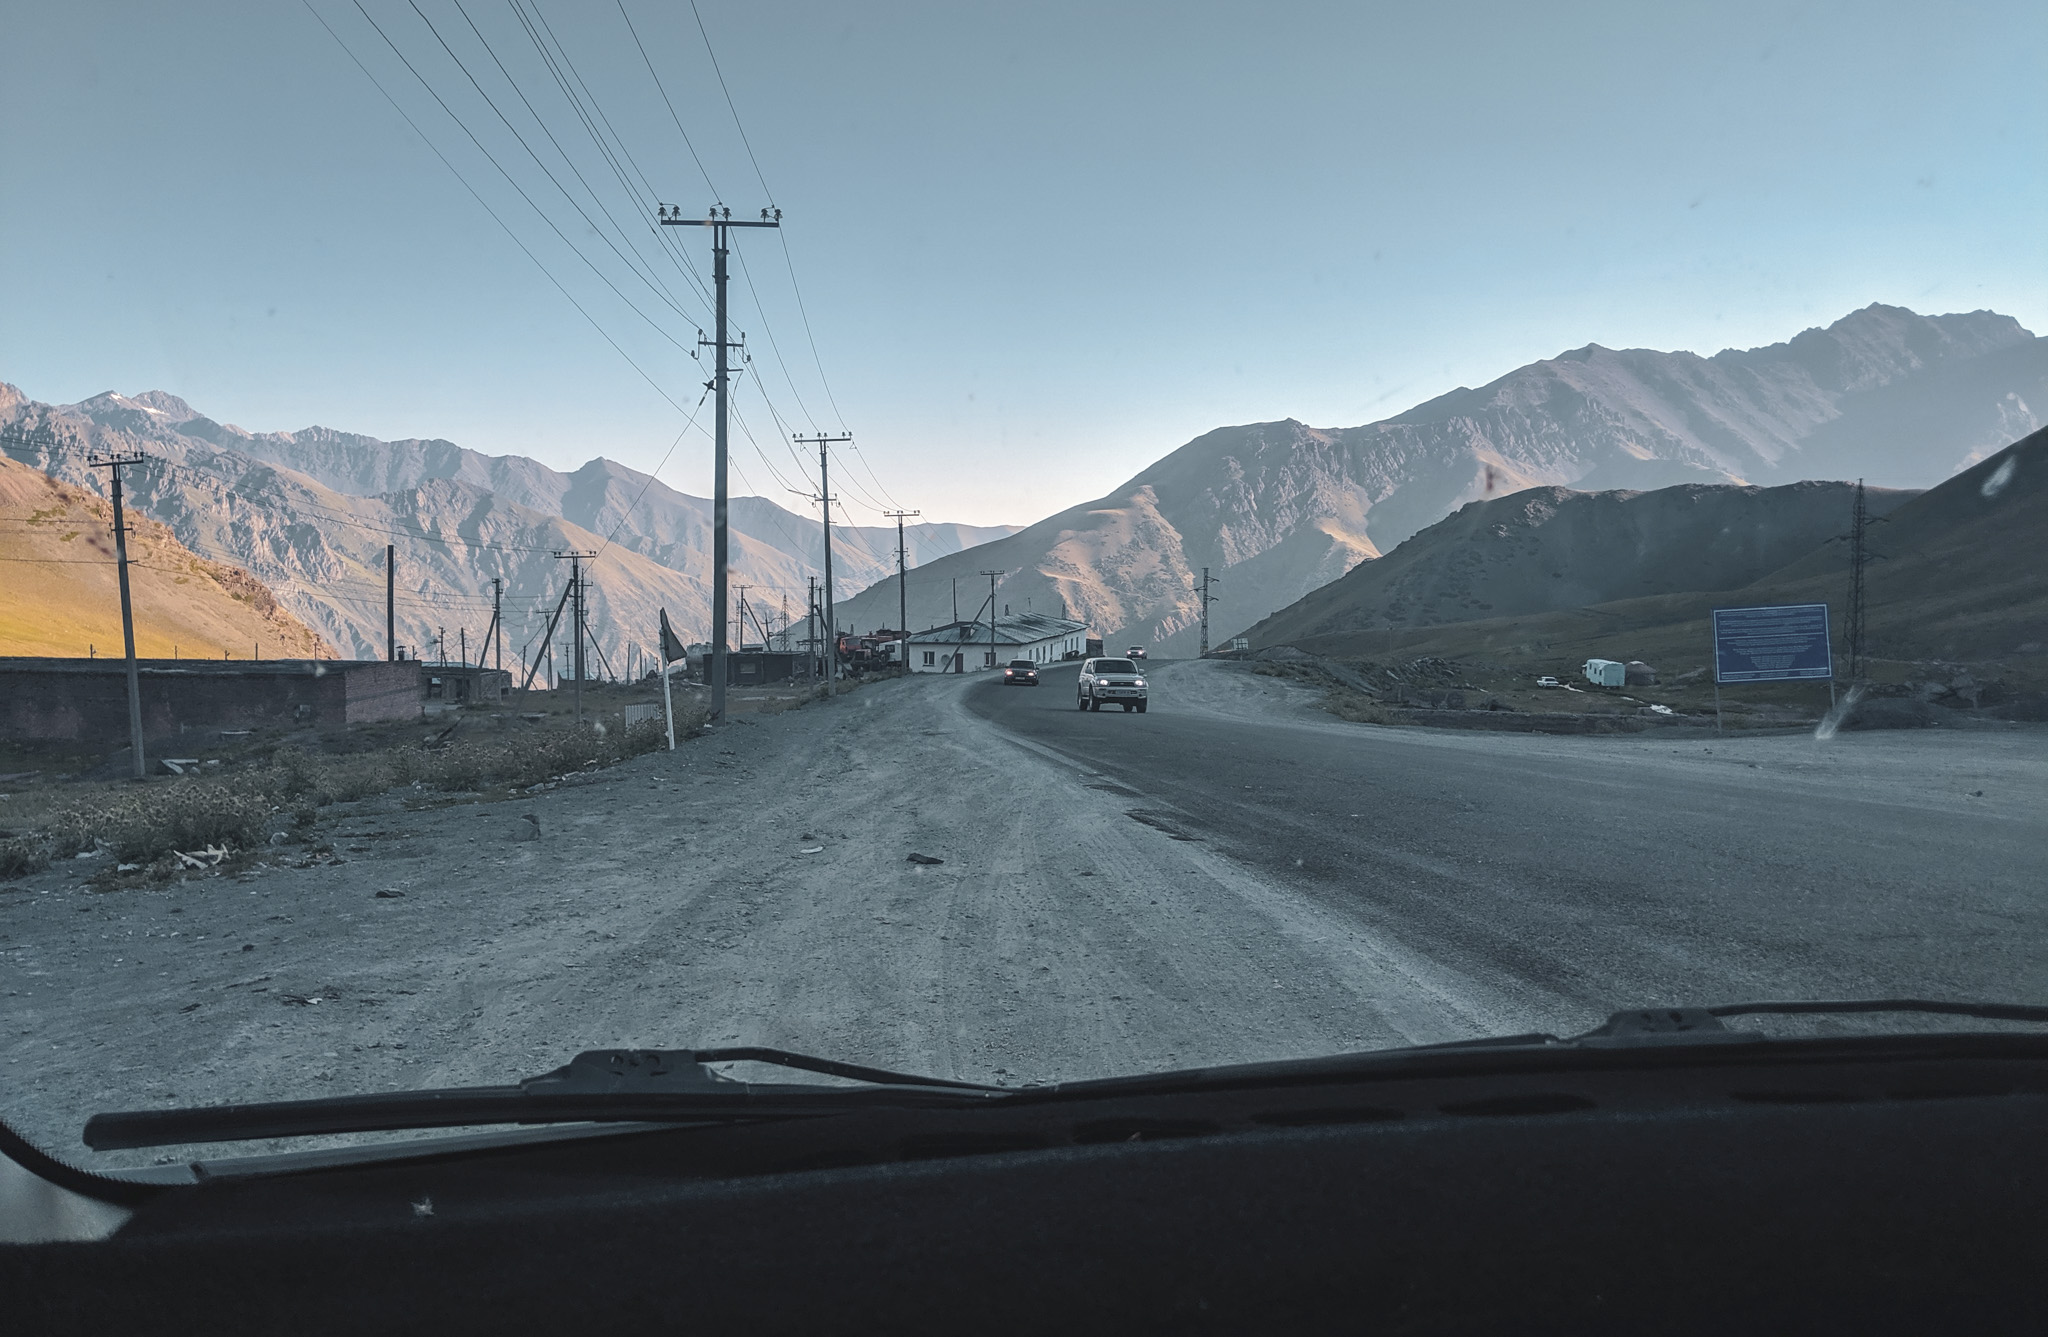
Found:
1133,678 -> 1146,688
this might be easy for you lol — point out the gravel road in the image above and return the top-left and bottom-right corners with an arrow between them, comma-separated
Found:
5,661 -> 2044,1169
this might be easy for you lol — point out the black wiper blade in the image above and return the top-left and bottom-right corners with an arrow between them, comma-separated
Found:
85,1048 -> 1004,1152
1705,999 -> 2048,1025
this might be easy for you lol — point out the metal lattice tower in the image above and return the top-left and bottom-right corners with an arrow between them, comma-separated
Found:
1846,479 -> 1868,681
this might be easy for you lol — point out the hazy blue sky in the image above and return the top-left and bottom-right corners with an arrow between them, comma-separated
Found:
2,1 -> 2042,525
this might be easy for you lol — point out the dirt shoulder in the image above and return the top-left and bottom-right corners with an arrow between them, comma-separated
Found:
2,670 -> 1511,1169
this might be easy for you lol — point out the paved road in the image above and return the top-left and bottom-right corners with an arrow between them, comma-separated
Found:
967,661 -> 2048,1022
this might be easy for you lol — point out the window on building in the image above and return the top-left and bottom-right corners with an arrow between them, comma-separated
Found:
984,651 -> 996,666
922,651 -> 935,666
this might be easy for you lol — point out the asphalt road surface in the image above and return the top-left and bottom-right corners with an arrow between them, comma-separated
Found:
967,660 -> 2048,1022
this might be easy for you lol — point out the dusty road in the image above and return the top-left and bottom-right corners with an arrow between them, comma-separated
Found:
4,661 -> 2045,1168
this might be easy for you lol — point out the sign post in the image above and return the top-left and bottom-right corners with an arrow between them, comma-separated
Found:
1710,603 -> 1835,733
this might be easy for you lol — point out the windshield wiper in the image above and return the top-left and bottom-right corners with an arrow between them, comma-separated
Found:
87,1001 -> 2048,1152
84,1048 -> 1005,1152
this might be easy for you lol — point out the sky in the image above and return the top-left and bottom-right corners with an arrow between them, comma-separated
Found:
2,0 -> 2043,527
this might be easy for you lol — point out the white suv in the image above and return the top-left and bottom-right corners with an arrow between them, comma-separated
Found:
1078,658 -> 1148,713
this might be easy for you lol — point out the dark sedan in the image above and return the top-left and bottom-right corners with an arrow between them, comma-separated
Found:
1002,660 -> 1040,686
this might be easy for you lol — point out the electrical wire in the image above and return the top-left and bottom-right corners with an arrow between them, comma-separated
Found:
310,0 -> 702,420
614,0 -> 718,200
392,0 -> 698,345
687,0 -> 771,206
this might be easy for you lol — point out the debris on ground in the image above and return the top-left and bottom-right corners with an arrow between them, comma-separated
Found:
906,853 -> 944,865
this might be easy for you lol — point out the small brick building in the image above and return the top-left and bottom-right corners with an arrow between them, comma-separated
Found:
0,658 -> 421,747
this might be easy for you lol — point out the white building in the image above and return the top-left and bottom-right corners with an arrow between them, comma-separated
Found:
905,613 -> 1090,674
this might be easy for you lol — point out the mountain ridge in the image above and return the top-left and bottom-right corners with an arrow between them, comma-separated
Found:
836,304 -> 2044,654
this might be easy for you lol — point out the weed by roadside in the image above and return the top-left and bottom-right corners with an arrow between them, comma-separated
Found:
1323,690 -> 1392,725
0,708 -> 705,883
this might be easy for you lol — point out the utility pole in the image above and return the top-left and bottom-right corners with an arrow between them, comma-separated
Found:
437,627 -> 446,665
980,570 -> 1004,672
792,431 -> 853,697
554,550 -> 595,724
88,451 -> 149,780
885,509 -> 920,669
1846,478 -> 1868,682
806,576 -> 819,683
386,545 -> 396,662
733,583 -> 751,650
663,204 -> 780,720
1197,567 -> 1220,658
492,577 -> 503,670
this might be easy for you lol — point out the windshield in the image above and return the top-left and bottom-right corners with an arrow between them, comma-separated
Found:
2,2 -> 2044,1170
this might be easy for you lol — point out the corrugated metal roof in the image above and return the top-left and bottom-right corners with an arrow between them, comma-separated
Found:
906,614 -> 1088,645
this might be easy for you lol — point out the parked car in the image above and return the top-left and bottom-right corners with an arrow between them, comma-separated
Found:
1078,658 -> 1148,712
1127,646 -> 1147,659
1536,676 -> 1561,688
1002,660 -> 1040,686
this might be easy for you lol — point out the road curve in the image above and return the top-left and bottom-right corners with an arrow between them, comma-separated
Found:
966,659 -> 2048,1023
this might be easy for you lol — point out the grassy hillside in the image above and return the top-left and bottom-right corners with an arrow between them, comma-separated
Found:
1238,479 -> 1919,648
0,455 -> 334,659
1274,425 -> 2048,690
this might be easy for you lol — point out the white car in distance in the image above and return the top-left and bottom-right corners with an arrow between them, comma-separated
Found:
1078,658 -> 1148,713
1535,676 -> 1561,688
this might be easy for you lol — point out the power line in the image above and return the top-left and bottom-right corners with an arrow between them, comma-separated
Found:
509,0 -> 716,316
687,0 -> 772,205
394,0 -> 699,343
442,0 -> 703,325
615,0 -> 719,199
309,0 -> 704,420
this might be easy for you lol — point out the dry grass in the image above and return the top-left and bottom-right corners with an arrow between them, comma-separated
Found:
1323,690 -> 1393,725
0,708 -> 704,882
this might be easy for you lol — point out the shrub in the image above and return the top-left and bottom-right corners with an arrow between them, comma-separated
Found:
0,839 -> 46,880
1324,690 -> 1391,725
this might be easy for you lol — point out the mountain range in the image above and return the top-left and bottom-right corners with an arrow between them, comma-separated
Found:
833,304 -> 2044,656
3,303 -> 2041,669
0,383 -> 1012,666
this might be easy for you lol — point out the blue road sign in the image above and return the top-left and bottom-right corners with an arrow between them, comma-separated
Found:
1712,604 -> 1834,683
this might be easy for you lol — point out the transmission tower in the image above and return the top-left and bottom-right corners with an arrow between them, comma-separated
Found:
1197,567 -> 1220,657
1846,479 -> 1868,682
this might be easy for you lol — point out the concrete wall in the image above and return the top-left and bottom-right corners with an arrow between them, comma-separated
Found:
0,659 -> 420,746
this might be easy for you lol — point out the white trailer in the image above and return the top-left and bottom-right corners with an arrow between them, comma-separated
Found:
1583,658 -> 1626,688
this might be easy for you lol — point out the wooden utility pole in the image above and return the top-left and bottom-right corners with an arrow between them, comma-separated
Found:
792,432 -> 853,696
385,545 -> 396,662
520,581 -> 573,693
980,570 -> 1004,671
885,509 -> 920,669
662,204 -> 780,720
88,451 -> 149,779
554,550 -> 596,724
